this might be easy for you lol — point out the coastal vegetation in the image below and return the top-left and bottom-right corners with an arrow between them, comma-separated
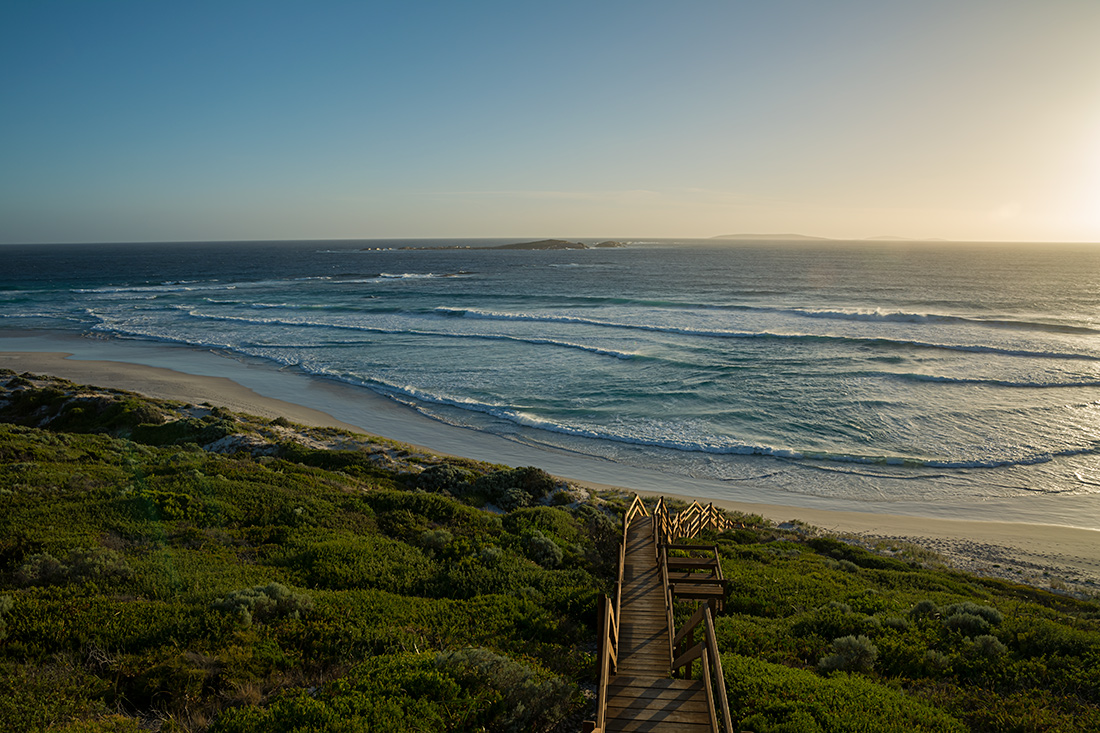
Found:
1,371 -> 1098,731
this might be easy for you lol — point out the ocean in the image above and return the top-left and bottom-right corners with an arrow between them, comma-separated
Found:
3,239 -> 1099,528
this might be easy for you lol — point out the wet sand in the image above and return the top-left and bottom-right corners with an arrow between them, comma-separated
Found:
3,346 -> 1098,596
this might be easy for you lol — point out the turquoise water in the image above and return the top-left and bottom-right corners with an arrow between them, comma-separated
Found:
3,239 -> 1100,520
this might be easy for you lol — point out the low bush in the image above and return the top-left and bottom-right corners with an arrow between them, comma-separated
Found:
210,649 -> 573,733
520,529 -> 563,569
435,647 -> 574,731
417,463 -> 476,495
818,634 -> 878,674
131,416 -> 236,447
807,537 -> 909,571
15,548 -> 131,587
943,601 -> 1002,626
213,582 -> 313,628
909,599 -> 941,619
969,634 -> 1007,659
0,595 -> 11,641
944,611 -> 990,636
473,467 -> 558,511
723,654 -> 966,732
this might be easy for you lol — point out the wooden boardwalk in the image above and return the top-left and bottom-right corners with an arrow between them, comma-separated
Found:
604,515 -> 713,732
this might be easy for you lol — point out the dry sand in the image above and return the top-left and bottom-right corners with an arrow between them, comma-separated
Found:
3,349 -> 1098,597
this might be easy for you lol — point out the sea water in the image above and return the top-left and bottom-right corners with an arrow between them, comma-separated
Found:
3,239 -> 1099,526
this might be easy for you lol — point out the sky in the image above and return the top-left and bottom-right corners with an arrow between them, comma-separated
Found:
2,0 -> 1100,244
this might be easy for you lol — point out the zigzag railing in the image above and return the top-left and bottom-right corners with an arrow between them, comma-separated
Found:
653,496 -> 736,732
585,494 -> 649,733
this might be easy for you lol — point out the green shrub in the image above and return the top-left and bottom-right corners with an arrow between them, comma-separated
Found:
0,595 -> 11,641
474,467 -> 558,511
818,635 -> 878,674
421,529 -> 454,553
909,599 -> 941,619
15,548 -> 130,586
521,529 -> 563,569
214,582 -> 313,628
723,654 -> 965,732
1010,616 -> 1096,657
51,714 -> 146,732
503,506 -> 580,544
791,603 -> 868,642
922,650 -> 953,675
276,443 -> 397,482
882,616 -> 911,631
131,416 -> 236,447
944,612 -> 990,635
15,553 -> 67,586
0,661 -> 114,733
295,535 -> 433,593
417,463 -> 476,494
943,602 -> 1001,626
211,650 -> 572,733
969,634 -> 1007,659
807,537 -> 908,571
435,647 -> 573,732
65,548 -> 132,582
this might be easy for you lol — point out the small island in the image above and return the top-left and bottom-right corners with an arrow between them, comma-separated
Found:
712,233 -> 834,241
392,239 -> 626,251
493,239 -> 626,250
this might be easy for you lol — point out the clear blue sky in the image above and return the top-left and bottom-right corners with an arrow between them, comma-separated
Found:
3,0 -> 1099,243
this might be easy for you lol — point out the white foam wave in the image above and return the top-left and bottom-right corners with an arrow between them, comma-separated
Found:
435,307 -> 1100,361
359,380 -> 1100,471
73,283 -> 237,294
886,372 -> 1100,389
380,272 -> 463,279
784,307 -> 1099,335
159,309 -> 639,359
73,316 -> 1100,474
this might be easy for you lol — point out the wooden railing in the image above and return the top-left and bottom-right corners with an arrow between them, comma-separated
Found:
653,496 -> 736,732
654,497 -> 747,547
671,600 -> 734,733
585,494 -> 649,733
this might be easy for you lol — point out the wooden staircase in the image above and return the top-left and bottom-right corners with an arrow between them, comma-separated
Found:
585,498 -> 735,732
604,514 -> 714,731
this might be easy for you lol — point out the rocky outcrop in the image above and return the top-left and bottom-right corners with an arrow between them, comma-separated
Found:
493,239 -> 589,250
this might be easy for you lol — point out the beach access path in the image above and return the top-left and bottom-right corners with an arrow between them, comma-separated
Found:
599,514 -> 715,732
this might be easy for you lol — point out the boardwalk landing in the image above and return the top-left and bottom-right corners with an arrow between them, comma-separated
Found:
605,515 -> 713,732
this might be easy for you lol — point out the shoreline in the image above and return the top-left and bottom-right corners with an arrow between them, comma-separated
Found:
2,341 -> 1098,597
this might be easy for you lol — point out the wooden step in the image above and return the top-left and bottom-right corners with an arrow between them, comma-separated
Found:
605,675 -> 713,730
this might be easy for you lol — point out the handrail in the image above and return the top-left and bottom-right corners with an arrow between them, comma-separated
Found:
660,545 -> 675,664
657,499 -> 737,732
585,495 -> 648,733
586,594 -> 617,733
669,600 -> 734,732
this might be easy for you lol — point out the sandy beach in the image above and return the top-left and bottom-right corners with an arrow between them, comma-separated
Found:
2,344 -> 1098,597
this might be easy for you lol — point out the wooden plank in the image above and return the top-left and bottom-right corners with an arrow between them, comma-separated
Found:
605,701 -> 713,719
606,702 -> 713,718
608,721 -> 713,733
607,677 -> 703,692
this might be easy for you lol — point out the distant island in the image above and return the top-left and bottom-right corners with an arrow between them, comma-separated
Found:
492,239 -> 625,250
392,239 -> 626,251
712,233 -> 947,243
712,233 -> 833,241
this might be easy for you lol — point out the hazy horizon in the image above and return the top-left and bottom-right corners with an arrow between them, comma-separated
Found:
4,1 -> 1099,245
